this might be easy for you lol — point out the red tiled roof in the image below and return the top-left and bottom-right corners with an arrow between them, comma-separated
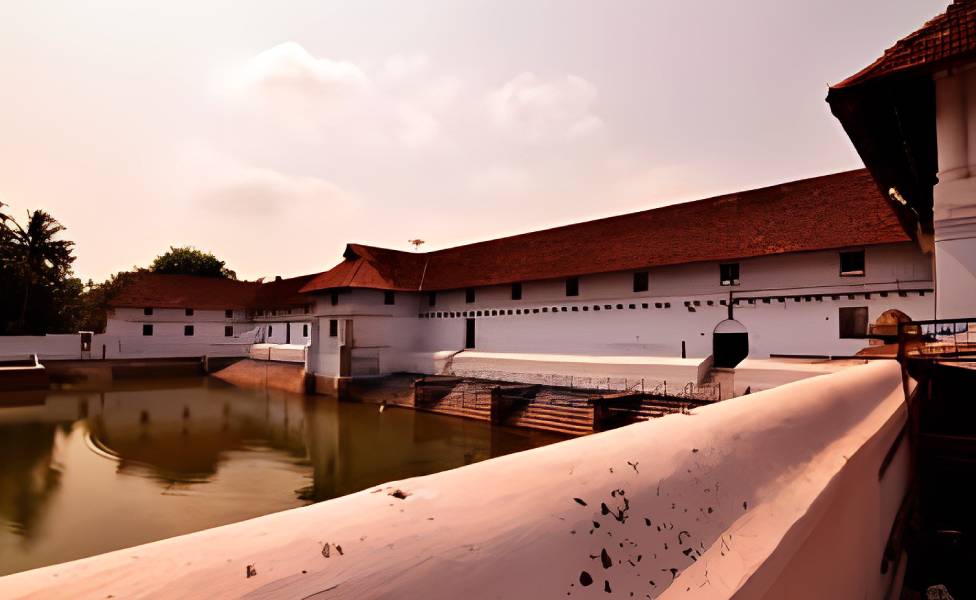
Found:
109,273 -> 320,310
834,0 -> 976,88
301,169 -> 910,294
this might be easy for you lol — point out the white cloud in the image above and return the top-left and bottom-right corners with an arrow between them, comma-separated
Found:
179,143 -> 353,218
233,41 -> 368,103
468,165 -> 531,197
486,72 -> 604,143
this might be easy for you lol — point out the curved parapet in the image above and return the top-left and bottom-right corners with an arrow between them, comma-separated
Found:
0,361 -> 908,599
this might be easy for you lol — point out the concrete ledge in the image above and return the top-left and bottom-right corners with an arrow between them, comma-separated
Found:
211,359 -> 308,394
0,362 -> 909,599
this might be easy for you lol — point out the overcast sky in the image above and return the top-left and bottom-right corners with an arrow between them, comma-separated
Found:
0,0 -> 947,282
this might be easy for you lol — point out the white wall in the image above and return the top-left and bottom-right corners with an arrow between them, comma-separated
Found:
306,243 -> 934,378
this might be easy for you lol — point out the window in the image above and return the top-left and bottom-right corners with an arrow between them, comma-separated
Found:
142,324 -> 153,336
268,325 -> 273,336
184,325 -> 194,336
330,291 -> 339,306
428,292 -> 437,306
329,319 -> 338,337
225,309 -> 233,319
511,282 -> 523,300
224,325 -> 233,337
143,307 -> 153,316
303,324 -> 309,337
838,307 -> 868,338
185,308 -> 194,316
465,288 -> 475,303
633,271 -> 649,293
719,263 -> 740,286
839,250 -> 865,276
384,291 -> 395,305
565,277 -> 579,297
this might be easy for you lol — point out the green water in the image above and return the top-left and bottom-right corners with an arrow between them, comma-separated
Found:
0,377 -> 566,576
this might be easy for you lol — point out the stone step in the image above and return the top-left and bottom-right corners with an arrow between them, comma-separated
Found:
506,417 -> 592,436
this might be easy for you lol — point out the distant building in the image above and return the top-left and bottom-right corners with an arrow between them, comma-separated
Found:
107,273 -> 316,348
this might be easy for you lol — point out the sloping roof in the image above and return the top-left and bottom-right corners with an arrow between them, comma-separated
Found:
109,273 -> 320,310
301,169 -> 910,294
251,273 -> 321,308
109,274 -> 260,309
826,2 -> 964,235
834,0 -> 976,88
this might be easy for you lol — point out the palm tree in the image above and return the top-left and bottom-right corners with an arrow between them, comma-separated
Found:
8,210 -> 75,333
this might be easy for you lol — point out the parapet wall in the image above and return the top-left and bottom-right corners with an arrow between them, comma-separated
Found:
0,361 -> 908,600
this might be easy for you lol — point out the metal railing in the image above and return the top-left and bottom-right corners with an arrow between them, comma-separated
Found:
898,318 -> 976,361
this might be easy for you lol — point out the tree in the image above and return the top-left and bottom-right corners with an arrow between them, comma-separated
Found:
149,246 -> 237,279
0,209 -> 80,335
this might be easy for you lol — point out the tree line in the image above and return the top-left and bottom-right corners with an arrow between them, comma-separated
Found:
0,203 -> 235,335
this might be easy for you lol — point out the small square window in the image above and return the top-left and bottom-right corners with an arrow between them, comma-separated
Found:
511,282 -> 522,300
184,325 -> 194,336
224,325 -> 233,337
839,307 -> 868,338
143,307 -> 153,316
633,272 -> 649,293
142,324 -> 153,336
185,308 -> 194,316
839,250 -> 865,276
384,291 -> 395,305
465,288 -> 476,303
428,292 -> 437,306
330,291 -> 339,306
565,277 -> 579,297
329,319 -> 338,337
225,309 -> 233,319
720,263 -> 740,286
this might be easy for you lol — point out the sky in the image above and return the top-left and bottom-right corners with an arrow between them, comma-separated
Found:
0,0 -> 949,283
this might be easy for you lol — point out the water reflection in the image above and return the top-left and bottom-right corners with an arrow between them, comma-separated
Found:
0,377 -> 565,575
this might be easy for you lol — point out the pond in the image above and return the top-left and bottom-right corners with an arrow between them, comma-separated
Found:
0,377 -> 567,576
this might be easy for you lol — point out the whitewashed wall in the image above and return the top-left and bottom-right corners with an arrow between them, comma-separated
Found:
307,242 -> 934,378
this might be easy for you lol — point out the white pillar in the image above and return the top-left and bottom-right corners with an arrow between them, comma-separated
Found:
933,68 -> 976,319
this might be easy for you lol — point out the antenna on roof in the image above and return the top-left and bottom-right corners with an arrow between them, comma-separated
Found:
408,239 -> 425,251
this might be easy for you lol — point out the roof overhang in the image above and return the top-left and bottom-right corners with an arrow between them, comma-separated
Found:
826,74 -> 937,239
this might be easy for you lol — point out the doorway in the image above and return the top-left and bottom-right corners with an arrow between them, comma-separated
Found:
713,319 -> 748,368
465,318 -> 476,349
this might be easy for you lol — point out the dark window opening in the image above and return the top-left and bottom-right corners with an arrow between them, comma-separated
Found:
331,291 -> 339,306
465,318 -> 476,349
839,250 -> 865,277
428,292 -> 437,306
143,307 -> 153,316
511,282 -> 522,300
329,319 -> 338,337
565,277 -> 579,297
720,263 -> 740,286
225,309 -> 233,318
142,324 -> 153,336
839,307 -> 869,338
384,291 -> 395,305
303,324 -> 309,337
185,308 -> 194,316
268,325 -> 273,336
465,288 -> 476,303
184,325 -> 194,336
633,271 -> 649,293
224,325 -> 233,337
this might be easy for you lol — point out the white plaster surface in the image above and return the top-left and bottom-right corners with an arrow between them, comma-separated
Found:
0,361 -> 908,599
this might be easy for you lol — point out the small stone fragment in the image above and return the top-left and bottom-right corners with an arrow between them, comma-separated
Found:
574,498 -> 588,506
246,564 -> 257,578
580,571 -> 594,586
601,548 -> 612,569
